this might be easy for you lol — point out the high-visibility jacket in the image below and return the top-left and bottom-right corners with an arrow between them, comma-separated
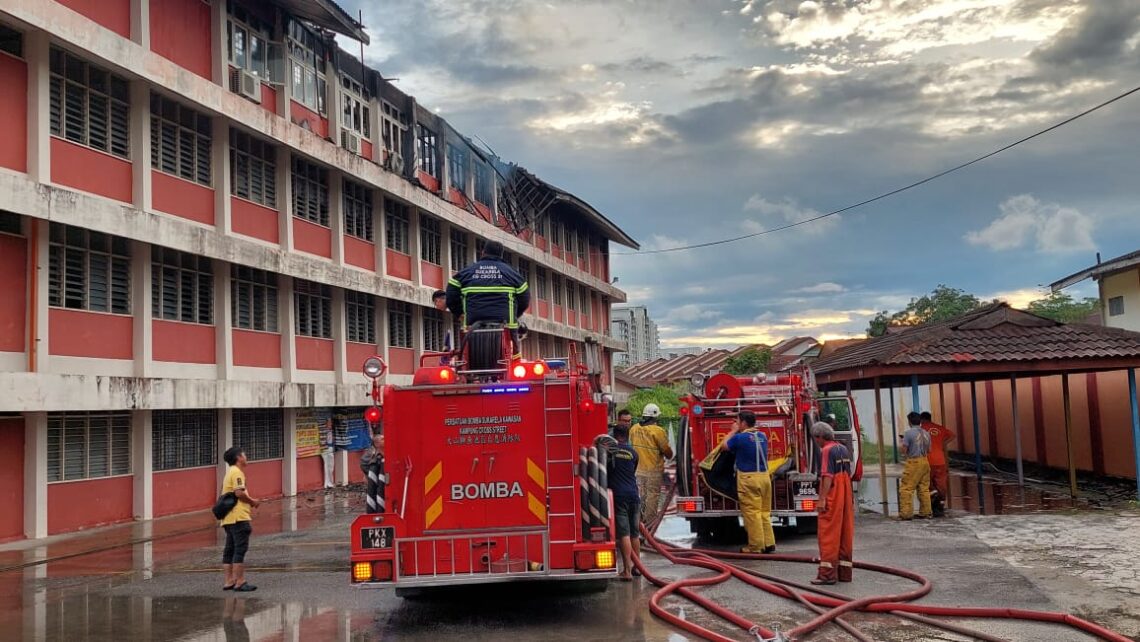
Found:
446,258 -> 530,328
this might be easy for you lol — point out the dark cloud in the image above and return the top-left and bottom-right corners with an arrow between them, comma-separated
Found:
1031,0 -> 1140,71
598,56 -> 680,75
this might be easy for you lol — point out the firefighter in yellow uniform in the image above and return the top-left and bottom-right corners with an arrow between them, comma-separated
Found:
630,403 -> 673,530
722,410 -> 776,553
898,412 -> 933,519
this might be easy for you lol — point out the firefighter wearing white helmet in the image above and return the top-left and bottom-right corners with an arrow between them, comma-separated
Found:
630,403 -> 673,531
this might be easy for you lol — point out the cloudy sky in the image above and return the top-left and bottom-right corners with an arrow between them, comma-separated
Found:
344,0 -> 1140,347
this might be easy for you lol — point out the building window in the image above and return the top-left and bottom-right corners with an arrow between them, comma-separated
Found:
0,24 -> 23,58
231,265 -> 278,332
0,211 -> 21,236
535,266 -> 548,300
424,307 -> 446,352
388,300 -> 412,348
287,20 -> 327,115
385,199 -> 409,253
152,247 -> 213,324
294,279 -> 331,338
340,75 -> 370,139
343,179 -> 373,241
152,410 -> 217,471
473,162 -> 492,205
447,144 -> 466,191
1109,296 -> 1125,317
563,224 -> 575,257
150,94 -> 211,186
232,409 -> 283,461
230,130 -> 276,207
449,229 -> 468,273
577,232 -> 588,266
551,274 -> 563,306
49,48 -> 130,159
48,224 -> 131,314
346,291 -> 375,344
381,100 -> 405,159
291,156 -> 329,226
580,288 -> 591,319
47,412 -> 131,482
566,281 -> 577,311
416,124 -> 438,177
421,216 -> 442,265
226,3 -> 277,81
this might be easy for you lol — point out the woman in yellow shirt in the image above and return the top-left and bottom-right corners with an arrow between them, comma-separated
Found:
221,446 -> 261,592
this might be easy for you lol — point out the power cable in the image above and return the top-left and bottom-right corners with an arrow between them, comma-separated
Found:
615,82 -> 1140,256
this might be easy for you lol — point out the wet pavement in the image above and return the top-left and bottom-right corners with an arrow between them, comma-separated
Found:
859,467 -> 1097,517
2,486 -> 1138,641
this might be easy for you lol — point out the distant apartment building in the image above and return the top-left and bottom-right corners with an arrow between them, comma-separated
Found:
611,305 -> 659,367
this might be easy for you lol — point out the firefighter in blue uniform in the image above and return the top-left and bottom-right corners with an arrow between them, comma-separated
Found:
446,240 -> 530,357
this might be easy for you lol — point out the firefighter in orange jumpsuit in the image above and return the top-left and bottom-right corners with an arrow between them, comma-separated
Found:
920,411 -> 955,514
811,421 -> 854,585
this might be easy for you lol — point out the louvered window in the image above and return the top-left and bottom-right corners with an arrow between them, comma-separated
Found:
230,129 -> 276,207
551,274 -> 563,306
420,215 -> 441,265
388,300 -> 412,348
150,94 -> 211,186
424,308 -> 446,352
49,49 -> 130,159
535,267 -> 548,300
153,410 -> 217,471
231,265 -> 278,332
343,179 -> 373,241
416,124 -> 438,177
384,199 -> 409,253
232,409 -> 283,461
294,279 -> 331,338
566,281 -> 577,311
0,211 -> 21,236
291,156 -> 328,226
48,223 -> 131,314
449,228 -> 468,272
345,291 -> 375,344
0,24 -> 22,58
47,412 -> 131,482
151,247 -> 213,324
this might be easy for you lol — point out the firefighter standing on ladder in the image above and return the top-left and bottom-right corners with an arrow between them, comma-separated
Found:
721,410 -> 776,554
445,240 -> 530,358
811,421 -> 854,585
630,403 -> 673,531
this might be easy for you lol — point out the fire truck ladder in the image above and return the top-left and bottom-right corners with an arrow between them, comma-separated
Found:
543,378 -> 579,556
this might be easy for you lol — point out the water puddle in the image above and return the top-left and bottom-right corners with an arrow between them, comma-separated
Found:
858,471 -> 1095,516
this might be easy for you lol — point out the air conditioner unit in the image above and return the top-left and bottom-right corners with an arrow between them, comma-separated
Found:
230,68 -> 261,104
341,130 -> 361,155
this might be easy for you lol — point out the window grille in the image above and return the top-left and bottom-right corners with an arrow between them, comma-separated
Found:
551,274 -> 563,306
447,144 -> 466,190
420,215 -> 441,265
416,124 -> 438,176
294,279 -> 331,338
152,247 -> 213,324
150,94 -> 211,185
231,265 -> 278,332
535,267 -> 548,300
153,410 -> 217,471
343,179 -> 373,241
449,229 -> 468,272
291,156 -> 329,226
230,129 -> 276,207
232,409 -> 284,461
49,49 -> 130,159
385,199 -> 409,253
47,412 -> 131,482
388,300 -> 412,348
424,307 -> 446,352
346,291 -> 375,344
48,223 -> 131,314
474,162 -> 492,204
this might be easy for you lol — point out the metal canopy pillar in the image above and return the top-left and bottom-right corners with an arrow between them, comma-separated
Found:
1011,375 -> 1025,487
970,381 -> 984,514
938,381 -> 950,509
889,385 -> 899,464
911,374 -> 921,413
1129,368 -> 1140,503
1062,373 -> 1078,498
873,377 -> 889,516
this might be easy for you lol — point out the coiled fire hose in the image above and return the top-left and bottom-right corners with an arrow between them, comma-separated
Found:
634,481 -> 1130,642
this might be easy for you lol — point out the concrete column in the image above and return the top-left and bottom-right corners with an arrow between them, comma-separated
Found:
375,195 -> 387,275
329,173 -> 345,266
130,80 -> 153,212
24,412 -> 47,539
440,221 -> 454,279
210,0 -> 228,86
332,286 -> 346,384
214,258 -> 234,380
280,276 -> 297,382
132,239 -> 153,378
411,304 -> 424,366
282,408 -> 297,497
327,73 -> 341,144
368,97 -> 382,164
275,17 -> 291,121
437,129 -> 450,198
489,171 -> 500,225
25,31 -> 50,184
334,448 -> 349,487
130,0 -> 150,49
212,117 -> 232,234
217,408 -> 233,489
375,297 -> 390,367
277,147 -> 294,252
31,219 -> 50,373
408,208 -> 423,285
132,409 -> 153,521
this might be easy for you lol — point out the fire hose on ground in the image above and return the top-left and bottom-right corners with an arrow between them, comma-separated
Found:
634,482 -> 1131,642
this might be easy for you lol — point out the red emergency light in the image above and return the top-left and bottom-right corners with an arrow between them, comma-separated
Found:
364,406 -> 381,425
679,406 -> 690,416
679,500 -> 698,512
412,366 -> 457,385
508,360 -> 549,381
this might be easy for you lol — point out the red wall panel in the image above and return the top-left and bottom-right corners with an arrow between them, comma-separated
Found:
152,171 -> 215,226
0,54 -> 27,173
57,0 -> 130,37
567,310 -> 578,327
389,347 -> 414,375
474,202 -> 492,223
386,250 -> 412,280
447,187 -> 466,208
290,101 -> 328,139
538,300 -> 550,319
153,466 -> 216,518
232,197 -> 280,244
421,262 -> 444,289
417,171 -> 440,193
49,309 -> 132,359
347,342 -> 378,374
297,456 -> 323,492
153,320 -> 215,364
293,218 -> 332,258
553,305 -> 563,324
344,236 -> 375,271
0,233 -> 26,352
242,459 -> 282,499
347,450 -> 364,483
48,475 -> 133,534
536,235 -> 548,251
233,329 -> 281,368
51,138 -> 132,203
296,336 -> 334,371
0,418 -> 23,541
360,140 -> 374,161
260,83 -> 279,114
150,0 -> 212,79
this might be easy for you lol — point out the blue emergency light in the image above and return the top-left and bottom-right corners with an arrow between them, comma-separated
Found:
693,404 -> 704,416
480,386 -> 531,394
544,359 -> 568,370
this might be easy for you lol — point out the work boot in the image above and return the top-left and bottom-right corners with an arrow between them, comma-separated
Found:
811,563 -> 837,585
838,561 -> 853,583
762,546 -> 776,554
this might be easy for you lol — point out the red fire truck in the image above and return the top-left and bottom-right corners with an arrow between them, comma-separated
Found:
349,328 -> 618,593
673,370 -> 862,540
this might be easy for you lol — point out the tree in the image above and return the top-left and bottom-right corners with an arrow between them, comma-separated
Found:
1026,292 -> 1099,323
626,384 -> 685,419
722,347 -> 773,375
867,285 -> 992,337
